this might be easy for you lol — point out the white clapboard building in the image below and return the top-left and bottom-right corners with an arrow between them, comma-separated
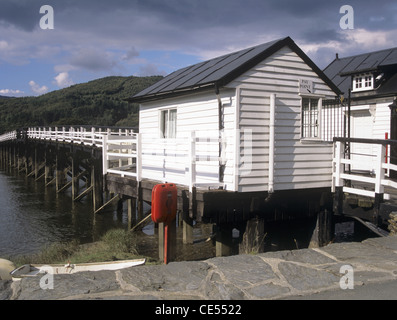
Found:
129,37 -> 340,196
324,47 -> 397,173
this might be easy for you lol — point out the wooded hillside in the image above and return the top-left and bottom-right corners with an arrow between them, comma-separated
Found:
0,75 -> 162,134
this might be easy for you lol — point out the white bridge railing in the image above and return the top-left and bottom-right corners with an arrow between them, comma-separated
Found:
0,127 -> 226,190
0,130 -> 17,142
333,137 -> 397,199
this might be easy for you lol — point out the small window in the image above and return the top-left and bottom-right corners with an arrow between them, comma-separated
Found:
364,75 -> 373,88
160,109 -> 177,138
355,77 -> 362,89
301,98 -> 319,139
353,73 -> 374,92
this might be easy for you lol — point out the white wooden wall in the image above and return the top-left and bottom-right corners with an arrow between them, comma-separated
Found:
348,101 -> 391,172
139,90 -> 236,187
373,102 -> 391,140
138,46 -> 339,193
227,46 -> 337,192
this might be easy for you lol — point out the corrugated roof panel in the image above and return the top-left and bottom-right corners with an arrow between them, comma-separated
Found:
192,47 -> 262,84
324,57 -> 352,81
378,73 -> 397,94
130,36 -> 341,102
337,76 -> 351,94
152,60 -> 212,93
134,66 -> 191,97
380,48 -> 397,67
135,39 -> 282,98
181,55 -> 234,88
358,50 -> 392,71
164,51 -> 250,91
340,54 -> 370,74
196,49 -> 254,84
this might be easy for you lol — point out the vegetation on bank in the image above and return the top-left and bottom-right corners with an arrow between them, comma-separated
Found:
12,229 -> 157,267
0,75 -> 163,134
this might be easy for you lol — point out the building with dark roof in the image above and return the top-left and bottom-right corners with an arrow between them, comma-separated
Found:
324,47 -> 397,99
324,47 -> 397,169
130,36 -> 340,198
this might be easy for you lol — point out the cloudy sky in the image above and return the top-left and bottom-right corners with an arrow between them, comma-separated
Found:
0,0 -> 396,96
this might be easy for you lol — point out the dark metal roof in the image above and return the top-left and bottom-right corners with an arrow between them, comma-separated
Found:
129,37 -> 340,103
324,47 -> 397,95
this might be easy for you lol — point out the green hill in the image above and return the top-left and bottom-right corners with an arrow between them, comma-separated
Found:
0,75 -> 163,134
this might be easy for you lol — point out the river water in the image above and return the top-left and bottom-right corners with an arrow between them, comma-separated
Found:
0,169 -> 215,261
0,170 -> 130,259
0,168 -> 379,261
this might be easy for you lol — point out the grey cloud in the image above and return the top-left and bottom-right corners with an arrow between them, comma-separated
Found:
302,29 -> 348,43
0,0 -> 41,31
69,48 -> 117,72
1,0 -> 397,79
137,63 -> 167,77
122,47 -> 140,61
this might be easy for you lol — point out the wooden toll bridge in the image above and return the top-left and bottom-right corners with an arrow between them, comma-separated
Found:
1,126 -> 396,261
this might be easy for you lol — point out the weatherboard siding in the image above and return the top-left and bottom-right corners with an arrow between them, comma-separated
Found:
138,45 -> 337,193
373,102 -> 391,140
227,46 -> 336,192
139,90 -> 236,187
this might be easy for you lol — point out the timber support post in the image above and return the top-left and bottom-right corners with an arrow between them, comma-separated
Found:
311,192 -> 334,248
215,224 -> 233,257
71,157 -> 80,200
127,197 -> 137,229
182,191 -> 194,244
55,153 -> 67,192
91,158 -> 103,213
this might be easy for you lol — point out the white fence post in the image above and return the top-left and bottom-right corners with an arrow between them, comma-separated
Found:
136,133 -> 142,182
375,144 -> 386,195
188,131 -> 196,192
102,134 -> 108,176
333,140 -> 345,192
91,127 -> 96,146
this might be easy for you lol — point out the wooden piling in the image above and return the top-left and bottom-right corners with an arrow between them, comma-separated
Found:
71,157 -> 79,199
91,159 -> 103,212
215,224 -> 233,257
127,198 -> 136,229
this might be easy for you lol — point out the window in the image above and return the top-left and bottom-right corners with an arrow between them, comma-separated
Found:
364,75 -> 373,88
301,98 -> 319,139
355,77 -> 362,89
353,73 -> 374,92
160,109 -> 177,138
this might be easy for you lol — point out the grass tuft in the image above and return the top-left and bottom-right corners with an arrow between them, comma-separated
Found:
12,228 -> 155,267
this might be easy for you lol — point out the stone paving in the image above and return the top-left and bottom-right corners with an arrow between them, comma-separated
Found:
2,236 -> 397,300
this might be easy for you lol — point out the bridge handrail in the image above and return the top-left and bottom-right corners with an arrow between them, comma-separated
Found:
1,126 -> 228,190
0,130 -> 17,142
333,137 -> 397,199
26,126 -> 136,147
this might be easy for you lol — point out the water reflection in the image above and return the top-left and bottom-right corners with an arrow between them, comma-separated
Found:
0,170 -> 128,258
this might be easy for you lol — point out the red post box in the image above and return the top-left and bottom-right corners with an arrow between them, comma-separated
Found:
151,183 -> 177,224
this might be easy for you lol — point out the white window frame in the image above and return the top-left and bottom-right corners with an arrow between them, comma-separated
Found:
159,108 -> 177,139
300,96 -> 322,140
352,73 -> 374,92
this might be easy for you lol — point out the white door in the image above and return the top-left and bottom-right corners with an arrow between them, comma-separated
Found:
350,110 -> 374,172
